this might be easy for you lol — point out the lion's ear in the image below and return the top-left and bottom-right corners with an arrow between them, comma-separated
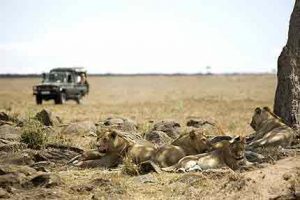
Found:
240,136 -> 246,144
255,107 -> 261,114
263,106 -> 272,112
110,131 -> 117,139
230,136 -> 240,143
189,130 -> 196,139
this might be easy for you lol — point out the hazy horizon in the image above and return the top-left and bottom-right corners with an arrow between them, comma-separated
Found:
0,0 -> 294,74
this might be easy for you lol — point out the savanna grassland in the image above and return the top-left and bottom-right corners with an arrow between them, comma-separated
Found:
0,75 -> 276,136
1,75 -> 299,200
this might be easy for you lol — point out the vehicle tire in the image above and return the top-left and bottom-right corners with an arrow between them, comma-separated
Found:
75,94 -> 82,104
55,93 -> 66,104
36,95 -> 42,105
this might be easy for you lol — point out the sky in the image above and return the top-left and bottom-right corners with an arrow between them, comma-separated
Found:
0,0 -> 295,74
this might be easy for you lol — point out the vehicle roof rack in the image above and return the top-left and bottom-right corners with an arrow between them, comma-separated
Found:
50,67 -> 87,73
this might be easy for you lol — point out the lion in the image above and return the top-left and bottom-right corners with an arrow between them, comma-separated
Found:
162,136 -> 247,172
71,130 -> 156,168
153,129 -> 211,167
97,130 -> 156,163
247,107 -> 294,149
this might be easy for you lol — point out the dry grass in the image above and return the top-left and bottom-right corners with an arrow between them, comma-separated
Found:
0,75 -> 276,135
0,75 -> 282,199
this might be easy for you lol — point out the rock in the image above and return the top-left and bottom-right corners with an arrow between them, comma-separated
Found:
23,173 -> 62,188
0,151 -> 35,165
0,173 -> 24,188
34,145 -> 82,164
132,174 -> 158,184
274,1 -> 300,128
0,112 -> 9,121
30,161 -> 54,172
62,121 -> 97,136
0,139 -> 26,152
186,119 -> 224,136
22,188 -> 63,199
0,165 -> 37,176
35,109 -> 62,126
144,130 -> 172,146
101,117 -> 138,132
187,119 -> 212,128
152,120 -> 181,139
0,124 -> 21,141
0,165 -> 37,188
0,188 -> 10,198
45,143 -> 84,154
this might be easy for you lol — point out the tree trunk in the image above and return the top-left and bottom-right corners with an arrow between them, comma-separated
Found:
274,0 -> 300,129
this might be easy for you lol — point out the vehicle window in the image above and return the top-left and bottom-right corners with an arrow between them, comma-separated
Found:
44,72 -> 67,83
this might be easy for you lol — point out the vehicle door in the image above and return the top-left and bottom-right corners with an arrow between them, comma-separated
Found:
65,73 -> 77,97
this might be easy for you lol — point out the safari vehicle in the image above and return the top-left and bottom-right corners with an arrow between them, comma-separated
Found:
33,67 -> 89,104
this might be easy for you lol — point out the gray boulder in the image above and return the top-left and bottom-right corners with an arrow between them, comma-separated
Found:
0,165 -> 37,188
23,173 -> 62,188
0,124 -> 21,141
62,121 -> 97,136
186,118 -> 224,136
144,130 -> 172,146
152,120 -> 181,139
0,139 -> 26,152
35,109 -> 62,126
0,112 -> 9,121
101,117 -> 138,132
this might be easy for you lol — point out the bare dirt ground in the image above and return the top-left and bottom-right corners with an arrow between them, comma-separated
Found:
0,75 -> 299,200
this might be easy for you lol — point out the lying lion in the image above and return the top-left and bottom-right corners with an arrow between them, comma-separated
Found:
153,129 -> 211,167
73,130 -> 156,168
247,107 -> 294,149
162,136 -> 247,172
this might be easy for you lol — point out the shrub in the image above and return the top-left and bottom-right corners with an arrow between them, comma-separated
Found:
21,119 -> 48,149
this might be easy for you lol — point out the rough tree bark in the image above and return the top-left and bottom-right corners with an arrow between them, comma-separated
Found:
274,0 -> 300,129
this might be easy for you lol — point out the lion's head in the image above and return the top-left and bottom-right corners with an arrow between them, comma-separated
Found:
228,136 -> 246,161
96,130 -> 129,154
172,129 -> 211,154
250,107 -> 273,131
189,130 -> 211,152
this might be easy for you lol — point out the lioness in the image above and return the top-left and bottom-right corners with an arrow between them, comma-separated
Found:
153,129 -> 211,167
162,136 -> 246,172
96,130 -> 156,164
248,107 -> 294,149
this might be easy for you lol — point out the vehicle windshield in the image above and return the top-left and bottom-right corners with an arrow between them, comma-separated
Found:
43,72 -> 67,83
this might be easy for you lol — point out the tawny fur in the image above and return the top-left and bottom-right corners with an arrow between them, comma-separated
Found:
162,136 -> 246,172
153,129 -> 211,167
248,107 -> 294,149
96,130 -> 156,164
